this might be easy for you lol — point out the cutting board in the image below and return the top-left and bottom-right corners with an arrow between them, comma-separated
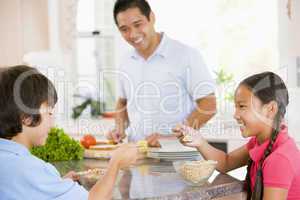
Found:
83,142 -> 119,159
89,144 -> 119,150
84,149 -> 114,159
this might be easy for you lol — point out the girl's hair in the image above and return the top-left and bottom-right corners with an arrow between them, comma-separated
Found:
239,72 -> 289,200
0,65 -> 57,139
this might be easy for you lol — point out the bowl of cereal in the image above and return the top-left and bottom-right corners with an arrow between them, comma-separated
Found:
77,168 -> 106,190
173,160 -> 217,186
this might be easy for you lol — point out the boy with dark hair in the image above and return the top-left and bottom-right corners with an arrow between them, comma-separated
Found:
0,65 -> 139,200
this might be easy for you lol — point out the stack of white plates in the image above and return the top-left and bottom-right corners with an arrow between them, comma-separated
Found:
147,140 -> 202,161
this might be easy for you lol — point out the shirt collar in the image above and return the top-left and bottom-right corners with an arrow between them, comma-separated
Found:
0,138 -> 31,156
249,124 -> 289,162
131,32 -> 169,60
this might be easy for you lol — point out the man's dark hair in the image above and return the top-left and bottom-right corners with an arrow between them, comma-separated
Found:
0,65 -> 57,139
113,0 -> 151,25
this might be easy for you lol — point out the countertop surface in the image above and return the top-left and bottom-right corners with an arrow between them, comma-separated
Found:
53,158 -> 244,200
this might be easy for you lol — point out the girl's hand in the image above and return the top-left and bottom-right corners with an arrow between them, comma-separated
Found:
63,171 -> 80,181
173,124 -> 205,148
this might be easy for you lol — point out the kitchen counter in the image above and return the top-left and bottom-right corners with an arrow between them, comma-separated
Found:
53,158 -> 245,200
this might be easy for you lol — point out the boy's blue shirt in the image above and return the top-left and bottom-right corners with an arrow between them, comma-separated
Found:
0,138 -> 88,200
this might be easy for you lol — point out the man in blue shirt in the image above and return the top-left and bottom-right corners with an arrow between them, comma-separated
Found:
107,0 -> 217,145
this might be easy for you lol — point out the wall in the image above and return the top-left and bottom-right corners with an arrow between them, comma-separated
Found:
0,0 -> 49,67
278,0 -> 300,143
22,0 -> 49,53
278,0 -> 300,85
0,0 -> 23,67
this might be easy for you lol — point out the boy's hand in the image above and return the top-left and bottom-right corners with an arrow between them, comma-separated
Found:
110,144 -> 139,169
63,171 -> 80,181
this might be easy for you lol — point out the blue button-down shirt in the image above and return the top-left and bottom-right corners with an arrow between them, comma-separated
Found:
0,139 -> 88,200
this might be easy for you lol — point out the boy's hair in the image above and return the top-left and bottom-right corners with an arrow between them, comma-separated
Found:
239,72 -> 289,200
113,0 -> 151,25
0,65 -> 57,139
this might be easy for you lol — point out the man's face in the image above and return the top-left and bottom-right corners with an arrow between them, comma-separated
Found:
116,7 -> 156,53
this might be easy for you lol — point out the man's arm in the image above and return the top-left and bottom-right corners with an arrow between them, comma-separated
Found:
185,94 -> 217,129
115,98 -> 129,134
147,94 -> 216,146
106,98 -> 129,142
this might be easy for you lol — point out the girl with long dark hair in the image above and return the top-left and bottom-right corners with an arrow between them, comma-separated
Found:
175,72 -> 300,200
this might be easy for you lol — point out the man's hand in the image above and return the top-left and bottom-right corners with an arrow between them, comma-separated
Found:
145,133 -> 161,147
106,129 -> 126,143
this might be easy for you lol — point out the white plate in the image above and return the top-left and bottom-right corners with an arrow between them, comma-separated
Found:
147,139 -> 202,160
